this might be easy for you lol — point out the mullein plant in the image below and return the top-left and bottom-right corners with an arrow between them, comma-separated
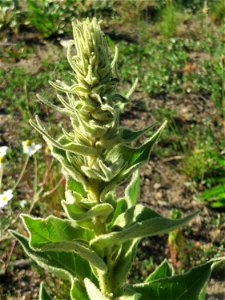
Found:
11,19 -> 224,300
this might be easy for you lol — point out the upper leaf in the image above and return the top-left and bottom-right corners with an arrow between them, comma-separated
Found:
100,121 -> 167,199
112,204 -> 160,230
91,211 -> 198,254
120,123 -> 157,143
125,170 -> 140,208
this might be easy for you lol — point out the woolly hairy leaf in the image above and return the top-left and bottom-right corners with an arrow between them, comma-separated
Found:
30,117 -> 96,156
84,278 -> 111,300
132,258 -> 225,300
91,211 -> 198,254
67,176 -> 86,196
39,282 -> 52,300
112,204 -> 160,229
67,203 -> 114,222
109,198 -> 128,228
106,121 -> 167,173
120,123 -> 157,143
112,239 -> 139,289
51,141 -> 88,188
70,279 -> 89,300
145,259 -> 174,283
21,215 -> 93,248
10,230 -> 93,281
100,121 -> 167,199
117,288 -> 141,300
125,170 -> 140,207
42,241 -> 107,272
62,190 -> 87,223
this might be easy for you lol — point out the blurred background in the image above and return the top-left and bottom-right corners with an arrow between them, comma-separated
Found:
0,0 -> 225,299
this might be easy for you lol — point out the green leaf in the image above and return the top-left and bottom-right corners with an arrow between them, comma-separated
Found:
132,258 -> 225,300
217,157 -> 225,167
91,211 -> 198,254
50,140 -> 88,189
211,198 -> 225,208
42,241 -> 107,272
112,240 -> 139,289
200,184 -> 225,208
145,259 -> 174,283
62,190 -> 87,224
67,176 -> 86,196
30,117 -> 97,156
70,279 -> 89,300
21,215 -> 106,272
106,121 -> 167,172
118,294 -> 141,300
200,184 -> 225,200
120,123 -> 157,143
101,121 -> 167,199
84,278 -> 111,300
117,288 -> 141,300
112,204 -> 160,229
109,198 -> 128,228
125,170 -> 140,207
10,230 -> 94,282
39,282 -> 52,300
64,202 -> 114,223
21,214 -> 93,249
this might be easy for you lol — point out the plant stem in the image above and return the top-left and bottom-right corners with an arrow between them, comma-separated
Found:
0,166 -> 3,193
97,269 -> 114,297
33,155 -> 38,194
12,155 -> 30,192
42,176 -> 64,198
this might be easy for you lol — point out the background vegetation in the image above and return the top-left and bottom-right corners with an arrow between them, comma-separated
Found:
0,0 -> 224,299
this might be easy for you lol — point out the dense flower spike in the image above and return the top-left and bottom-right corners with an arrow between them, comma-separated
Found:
31,18 -> 166,203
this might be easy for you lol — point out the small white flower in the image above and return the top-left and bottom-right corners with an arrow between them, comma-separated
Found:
22,140 -> 42,156
19,199 -> 27,208
0,146 -> 8,157
0,156 -> 6,168
0,189 -> 13,208
0,146 -> 8,168
59,38 -> 70,48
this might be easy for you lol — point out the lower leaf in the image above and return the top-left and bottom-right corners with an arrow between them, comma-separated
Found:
39,282 -> 52,300
132,258 -> 225,300
10,230 -> 95,282
70,279 -> 89,300
84,278 -> 111,300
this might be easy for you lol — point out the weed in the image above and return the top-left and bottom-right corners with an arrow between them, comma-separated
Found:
200,155 -> 225,208
181,128 -> 219,182
210,0 -> 225,25
159,0 -> 179,38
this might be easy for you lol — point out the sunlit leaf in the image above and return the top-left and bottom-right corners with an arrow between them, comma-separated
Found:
145,259 -> 174,283
132,258 -> 225,300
